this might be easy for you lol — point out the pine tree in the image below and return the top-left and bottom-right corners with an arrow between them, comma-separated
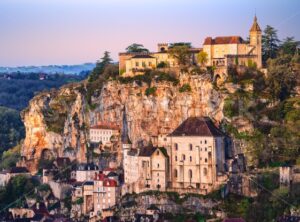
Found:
262,25 -> 280,63
89,51 -> 113,82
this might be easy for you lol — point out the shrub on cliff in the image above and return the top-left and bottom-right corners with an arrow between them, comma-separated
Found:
145,87 -> 157,96
179,83 -> 191,93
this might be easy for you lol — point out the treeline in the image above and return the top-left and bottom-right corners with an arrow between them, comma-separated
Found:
0,73 -> 84,111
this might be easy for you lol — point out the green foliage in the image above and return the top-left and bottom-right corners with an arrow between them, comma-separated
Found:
223,98 -> 239,118
157,61 -> 168,68
0,175 -> 40,209
266,53 -> 297,101
0,107 -> 24,155
88,51 -> 113,82
279,37 -> 299,55
0,74 -> 82,111
179,84 -> 192,93
145,87 -> 157,96
0,144 -> 21,170
168,44 -> 191,66
125,43 -> 149,53
197,51 -> 208,66
262,25 -> 280,63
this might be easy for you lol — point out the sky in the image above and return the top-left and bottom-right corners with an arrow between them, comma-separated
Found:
0,0 -> 300,66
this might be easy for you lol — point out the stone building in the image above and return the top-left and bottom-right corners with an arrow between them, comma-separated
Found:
119,16 -> 262,78
92,172 -> 121,216
76,163 -> 99,182
89,122 -> 120,146
122,141 -> 169,194
167,117 -> 227,194
203,16 -> 262,75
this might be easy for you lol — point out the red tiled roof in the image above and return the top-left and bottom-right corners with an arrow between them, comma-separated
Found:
169,117 -> 225,137
103,178 -> 118,187
203,36 -> 245,45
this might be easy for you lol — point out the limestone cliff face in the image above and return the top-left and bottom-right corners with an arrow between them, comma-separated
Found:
21,74 -> 225,172
21,84 -> 88,172
91,74 -> 224,147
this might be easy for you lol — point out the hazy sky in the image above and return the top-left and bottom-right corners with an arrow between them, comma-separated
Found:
0,0 -> 300,66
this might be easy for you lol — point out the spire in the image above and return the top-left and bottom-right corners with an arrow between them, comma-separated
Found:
250,15 -> 261,32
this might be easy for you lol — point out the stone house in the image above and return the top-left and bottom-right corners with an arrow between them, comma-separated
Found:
76,163 -> 99,182
89,122 -> 120,147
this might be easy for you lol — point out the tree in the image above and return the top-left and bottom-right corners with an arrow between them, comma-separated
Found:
125,43 -> 149,53
262,25 -> 280,63
279,37 -> 299,55
197,51 -> 208,67
168,45 -> 191,66
89,51 -> 113,82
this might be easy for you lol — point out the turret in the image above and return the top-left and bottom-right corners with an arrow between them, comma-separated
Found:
249,15 -> 262,68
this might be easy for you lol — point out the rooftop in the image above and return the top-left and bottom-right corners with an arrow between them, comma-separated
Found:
203,36 -> 245,45
169,117 -> 225,137
131,54 -> 155,59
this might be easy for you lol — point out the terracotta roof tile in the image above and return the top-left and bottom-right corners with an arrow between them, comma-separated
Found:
203,36 -> 245,45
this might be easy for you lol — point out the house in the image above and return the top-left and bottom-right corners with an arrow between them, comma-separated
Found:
0,167 -> 30,187
71,181 -> 94,216
119,44 -> 200,77
167,117 -> 227,194
89,122 -> 120,146
76,163 -> 99,182
92,172 -> 121,216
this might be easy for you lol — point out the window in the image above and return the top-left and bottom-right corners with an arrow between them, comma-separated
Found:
204,140 -> 207,144
205,158 -> 207,163
189,144 -> 193,151
205,148 -> 207,152
157,151 -> 160,155
157,163 -> 160,168
189,169 -> 193,179
174,143 -> 178,151
203,168 -> 208,176
135,62 -> 139,67
175,156 -> 178,161
208,152 -> 212,158
182,154 -> 186,161
142,62 -> 146,67
190,156 -> 192,162
174,169 -> 178,178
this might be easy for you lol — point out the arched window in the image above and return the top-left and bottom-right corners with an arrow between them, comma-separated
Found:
203,168 -> 208,176
157,151 -> 160,155
189,169 -> 193,179
182,154 -> 186,161
174,169 -> 178,178
157,163 -> 160,168
190,156 -> 192,162
189,144 -> 193,151
174,143 -> 178,151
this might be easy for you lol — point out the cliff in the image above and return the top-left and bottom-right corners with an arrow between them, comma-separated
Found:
21,74 -> 225,172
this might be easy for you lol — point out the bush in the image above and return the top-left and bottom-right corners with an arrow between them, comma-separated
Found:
157,61 -> 168,68
145,87 -> 157,96
179,84 -> 191,93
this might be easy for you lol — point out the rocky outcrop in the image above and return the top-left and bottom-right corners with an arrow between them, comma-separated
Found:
21,74 -> 225,172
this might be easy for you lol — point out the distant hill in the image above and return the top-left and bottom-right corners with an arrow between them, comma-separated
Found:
0,63 -> 95,75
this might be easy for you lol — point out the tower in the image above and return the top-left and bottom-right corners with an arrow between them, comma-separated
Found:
249,15 -> 262,68
157,43 -> 168,52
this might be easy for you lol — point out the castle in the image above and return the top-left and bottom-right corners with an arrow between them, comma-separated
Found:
119,16 -> 262,78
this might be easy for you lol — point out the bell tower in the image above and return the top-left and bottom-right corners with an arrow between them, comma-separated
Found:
249,15 -> 262,68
